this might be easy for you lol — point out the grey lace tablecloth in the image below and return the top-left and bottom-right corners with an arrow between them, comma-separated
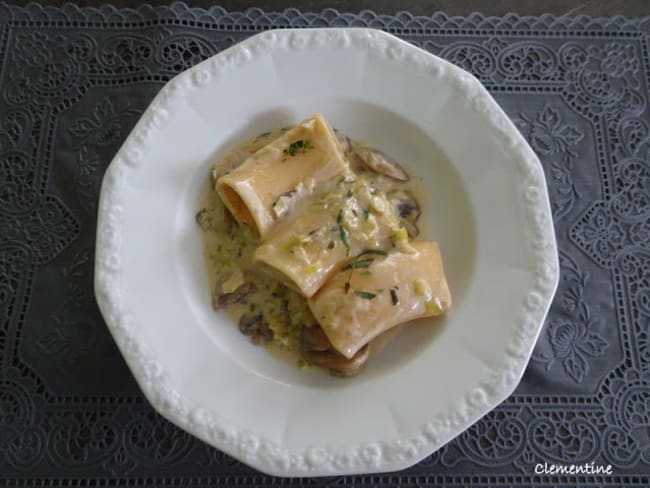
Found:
1,2 -> 649,486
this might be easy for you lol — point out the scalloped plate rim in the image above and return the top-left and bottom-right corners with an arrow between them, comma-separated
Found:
94,27 -> 560,477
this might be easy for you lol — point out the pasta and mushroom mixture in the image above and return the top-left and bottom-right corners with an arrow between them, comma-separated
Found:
197,114 -> 451,377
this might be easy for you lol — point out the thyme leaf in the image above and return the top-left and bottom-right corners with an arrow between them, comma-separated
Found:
390,288 -> 399,305
354,290 -> 377,299
341,258 -> 374,270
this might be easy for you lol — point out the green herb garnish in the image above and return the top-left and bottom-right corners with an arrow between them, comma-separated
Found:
337,209 -> 350,254
363,208 -> 370,220
339,226 -> 350,254
346,190 -> 353,198
354,290 -> 377,300
390,288 -> 399,305
283,139 -> 313,157
341,258 -> 374,271
361,249 -> 388,257
327,241 -> 335,250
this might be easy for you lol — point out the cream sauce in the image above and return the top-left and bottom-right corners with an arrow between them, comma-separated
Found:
198,127 -> 427,369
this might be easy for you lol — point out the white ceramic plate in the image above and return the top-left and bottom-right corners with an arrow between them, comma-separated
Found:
95,28 -> 559,477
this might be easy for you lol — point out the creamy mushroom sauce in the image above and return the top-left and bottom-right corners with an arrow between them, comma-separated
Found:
197,127 -> 426,373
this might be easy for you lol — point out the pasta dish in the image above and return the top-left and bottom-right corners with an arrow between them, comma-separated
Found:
197,114 -> 451,376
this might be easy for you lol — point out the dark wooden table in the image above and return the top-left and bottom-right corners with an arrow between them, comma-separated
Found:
6,0 -> 650,17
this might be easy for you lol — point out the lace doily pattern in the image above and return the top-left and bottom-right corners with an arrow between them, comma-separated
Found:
0,2 -> 648,485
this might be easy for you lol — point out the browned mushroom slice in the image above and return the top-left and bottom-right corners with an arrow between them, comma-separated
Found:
302,344 -> 370,377
195,209 -> 211,230
389,189 -> 421,237
300,324 -> 370,376
300,324 -> 332,352
401,220 -> 420,239
212,281 -> 256,310
239,314 -> 274,345
251,323 -> 274,345
353,144 -> 409,181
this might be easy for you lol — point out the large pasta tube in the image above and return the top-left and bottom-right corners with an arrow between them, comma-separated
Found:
253,178 -> 402,298
308,241 -> 451,359
216,114 -> 348,239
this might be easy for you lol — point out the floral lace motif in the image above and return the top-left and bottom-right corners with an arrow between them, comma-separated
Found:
0,3 -> 649,485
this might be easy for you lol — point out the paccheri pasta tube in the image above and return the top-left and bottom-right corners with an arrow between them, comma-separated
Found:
253,177 -> 403,298
308,241 -> 451,359
217,114 -> 348,239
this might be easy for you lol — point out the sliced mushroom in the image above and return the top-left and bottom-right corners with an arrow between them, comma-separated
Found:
212,281 -> 256,310
300,324 -> 332,352
391,190 -> 421,221
389,190 -> 421,238
300,325 -> 370,377
333,128 -> 352,155
239,313 -> 262,334
238,314 -> 273,345
195,209 -> 211,230
251,323 -> 273,345
301,344 -> 370,378
401,220 -> 420,239
353,144 -> 409,181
